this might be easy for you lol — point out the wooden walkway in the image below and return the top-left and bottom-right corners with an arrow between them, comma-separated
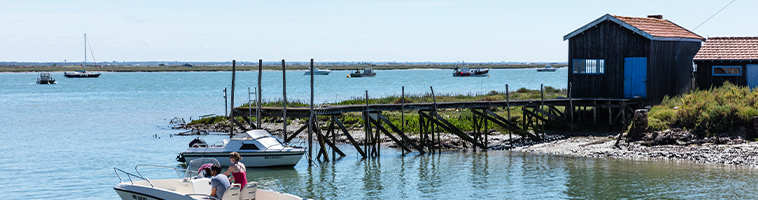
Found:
231,98 -> 644,161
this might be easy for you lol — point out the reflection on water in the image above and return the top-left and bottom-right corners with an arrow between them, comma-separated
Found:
234,145 -> 758,199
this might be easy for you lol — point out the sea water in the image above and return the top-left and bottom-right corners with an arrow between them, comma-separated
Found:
2,68 -> 757,199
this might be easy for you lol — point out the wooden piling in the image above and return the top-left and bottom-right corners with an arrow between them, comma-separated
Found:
230,60 -> 236,139
308,58 -> 314,166
257,59 -> 262,128
282,59 -> 287,140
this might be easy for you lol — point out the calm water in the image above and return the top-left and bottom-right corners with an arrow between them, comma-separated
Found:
2,69 -> 757,199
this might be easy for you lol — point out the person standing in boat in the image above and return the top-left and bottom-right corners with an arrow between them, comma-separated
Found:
224,152 -> 247,189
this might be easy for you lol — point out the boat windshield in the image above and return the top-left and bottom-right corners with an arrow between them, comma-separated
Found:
185,158 -> 221,178
242,130 -> 285,149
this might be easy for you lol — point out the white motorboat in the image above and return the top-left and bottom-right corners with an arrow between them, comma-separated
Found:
303,67 -> 330,75
176,129 -> 306,167
114,158 -> 306,200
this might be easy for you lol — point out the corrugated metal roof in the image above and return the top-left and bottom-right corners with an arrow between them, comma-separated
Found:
694,37 -> 758,61
564,14 -> 704,42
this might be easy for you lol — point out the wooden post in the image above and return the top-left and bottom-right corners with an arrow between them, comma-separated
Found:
230,60 -> 236,139
401,86 -> 405,155
282,59 -> 287,140
569,82 -> 573,134
506,84 -> 512,145
430,86 -> 437,153
540,84 -> 544,140
364,90 -> 370,157
257,59 -> 262,128
308,58 -> 314,166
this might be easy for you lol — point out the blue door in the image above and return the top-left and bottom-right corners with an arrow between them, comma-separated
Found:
624,57 -> 647,98
747,65 -> 758,89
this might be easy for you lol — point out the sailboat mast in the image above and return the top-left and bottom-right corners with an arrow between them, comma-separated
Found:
83,33 -> 87,72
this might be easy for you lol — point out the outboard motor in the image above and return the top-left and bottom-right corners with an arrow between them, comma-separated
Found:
189,137 -> 207,148
176,153 -> 186,162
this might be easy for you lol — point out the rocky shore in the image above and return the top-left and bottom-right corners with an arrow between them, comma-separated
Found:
515,132 -> 758,166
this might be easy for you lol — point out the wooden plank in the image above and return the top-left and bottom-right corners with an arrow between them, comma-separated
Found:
419,112 -> 487,149
473,109 -> 538,139
334,117 -> 367,158
284,122 -> 309,142
368,117 -> 413,153
313,122 -> 345,157
378,115 -> 425,153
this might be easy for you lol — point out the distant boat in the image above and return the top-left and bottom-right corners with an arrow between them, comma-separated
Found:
537,65 -> 557,72
348,68 -> 376,78
453,64 -> 489,77
304,67 -> 331,75
65,33 -> 101,78
36,72 -> 56,84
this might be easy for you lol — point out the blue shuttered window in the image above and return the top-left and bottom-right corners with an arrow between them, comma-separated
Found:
572,59 -> 605,74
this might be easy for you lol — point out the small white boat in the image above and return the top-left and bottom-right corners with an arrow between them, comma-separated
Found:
114,158 -> 306,200
176,129 -> 306,167
537,65 -> 557,72
303,67 -> 330,75
37,72 -> 56,84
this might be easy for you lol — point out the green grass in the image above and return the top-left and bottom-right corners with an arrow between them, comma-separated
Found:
648,82 -> 758,136
188,87 -> 565,135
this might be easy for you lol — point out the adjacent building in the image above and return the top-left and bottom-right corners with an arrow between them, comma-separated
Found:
564,14 -> 704,104
693,37 -> 758,89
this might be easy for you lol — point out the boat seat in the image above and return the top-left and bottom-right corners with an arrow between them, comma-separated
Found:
176,177 -> 212,195
221,184 -> 242,200
240,182 -> 258,200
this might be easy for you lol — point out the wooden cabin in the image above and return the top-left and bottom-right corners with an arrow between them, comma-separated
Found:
693,37 -> 758,89
563,14 -> 704,104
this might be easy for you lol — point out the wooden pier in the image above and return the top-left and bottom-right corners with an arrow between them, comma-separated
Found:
231,97 -> 643,161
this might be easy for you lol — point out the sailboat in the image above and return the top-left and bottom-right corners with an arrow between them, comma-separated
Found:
65,33 -> 101,78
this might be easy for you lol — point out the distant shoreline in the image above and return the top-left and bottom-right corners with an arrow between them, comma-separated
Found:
0,63 -> 566,73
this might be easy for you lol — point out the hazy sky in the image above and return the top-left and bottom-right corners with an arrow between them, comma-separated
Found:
0,0 -> 751,62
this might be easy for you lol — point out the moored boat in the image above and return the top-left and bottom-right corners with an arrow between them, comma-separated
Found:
114,158 -> 306,200
176,129 -> 306,167
65,33 -> 101,78
37,72 -> 56,84
453,66 -> 489,77
304,67 -> 331,75
347,68 -> 376,78
537,65 -> 557,72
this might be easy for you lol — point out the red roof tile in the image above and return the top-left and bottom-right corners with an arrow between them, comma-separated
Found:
694,37 -> 758,61
611,15 -> 704,40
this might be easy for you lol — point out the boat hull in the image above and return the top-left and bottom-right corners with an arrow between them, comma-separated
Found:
37,80 -> 56,84
64,73 -> 101,78
304,71 -> 330,75
181,151 -> 305,167
537,69 -> 556,72
115,180 -> 305,200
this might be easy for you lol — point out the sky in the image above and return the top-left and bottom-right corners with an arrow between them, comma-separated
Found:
0,0 -> 753,63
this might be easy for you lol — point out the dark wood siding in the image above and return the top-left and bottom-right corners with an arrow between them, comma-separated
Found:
694,61 -> 756,89
648,41 -> 701,104
568,20 -> 650,99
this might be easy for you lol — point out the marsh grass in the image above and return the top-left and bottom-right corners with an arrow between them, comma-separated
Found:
648,82 -> 758,136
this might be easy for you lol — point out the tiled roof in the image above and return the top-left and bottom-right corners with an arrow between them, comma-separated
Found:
564,14 -> 704,42
611,15 -> 704,40
694,37 -> 758,61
